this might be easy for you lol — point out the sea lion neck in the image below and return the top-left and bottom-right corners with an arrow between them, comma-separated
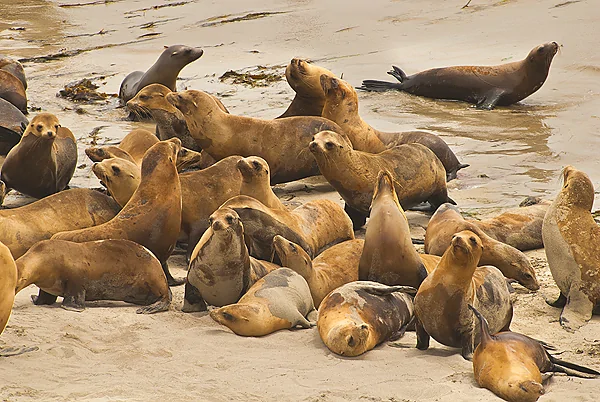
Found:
438,245 -> 478,283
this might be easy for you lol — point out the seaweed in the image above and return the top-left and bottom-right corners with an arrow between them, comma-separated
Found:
219,65 -> 284,87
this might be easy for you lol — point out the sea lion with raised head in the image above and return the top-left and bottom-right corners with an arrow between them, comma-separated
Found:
237,156 -> 286,210
92,158 -> 140,207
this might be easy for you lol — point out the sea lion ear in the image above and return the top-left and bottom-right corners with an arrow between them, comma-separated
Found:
164,45 -> 169,49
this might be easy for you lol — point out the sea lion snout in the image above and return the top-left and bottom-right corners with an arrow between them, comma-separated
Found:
208,208 -> 240,232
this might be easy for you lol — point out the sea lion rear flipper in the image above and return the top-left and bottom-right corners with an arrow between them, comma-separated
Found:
415,318 -> 430,350
546,292 -> 567,308
31,289 -> 58,305
306,308 -> 318,325
0,346 -> 39,357
181,281 -> 208,313
549,355 -> 600,378
357,80 -> 403,92
360,283 -> 417,297
387,66 -> 407,83
292,313 -> 314,329
389,314 -> 415,342
559,284 -> 594,332
61,289 -> 86,312
344,203 -> 367,230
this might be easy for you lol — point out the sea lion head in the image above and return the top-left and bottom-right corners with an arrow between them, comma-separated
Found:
449,230 -> 483,266
237,156 -> 270,184
210,304 -> 263,335
161,45 -> 204,67
320,75 -> 358,110
208,208 -> 244,237
309,130 -> 353,162
166,89 -> 219,118
127,83 -> 176,118
286,58 -> 333,96
272,235 -> 312,277
140,137 -> 181,178
24,113 -> 60,140
526,42 -> 559,68
85,146 -> 135,164
176,147 -> 203,172
501,379 -> 544,402
560,165 -> 594,211
92,158 -> 140,207
372,170 -> 403,212
324,320 -> 372,357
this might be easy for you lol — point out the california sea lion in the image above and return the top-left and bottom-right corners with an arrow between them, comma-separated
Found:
1,113 -> 77,199
317,282 -> 415,357
0,55 -> 27,90
0,70 -> 27,114
360,42 -> 559,109
15,239 -> 171,313
469,305 -> 599,402
415,231 -> 513,360
309,130 -> 452,228
166,89 -> 343,184
272,235 -> 362,307
92,158 -> 140,207
277,58 -> 334,118
0,98 -> 26,156
542,166 -> 600,332
321,75 -> 468,180
425,203 -> 539,290
210,268 -> 317,337
359,171 -> 440,288
184,208 -> 278,312
237,156 -> 286,210
0,241 -> 17,336
52,139 -> 183,286
119,45 -> 204,103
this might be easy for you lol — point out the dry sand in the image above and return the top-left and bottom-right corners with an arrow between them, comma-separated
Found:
1,0 -> 600,400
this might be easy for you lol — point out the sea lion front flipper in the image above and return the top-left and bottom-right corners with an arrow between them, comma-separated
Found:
292,313 -> 314,329
389,315 -> 415,341
306,308 -> 318,326
0,346 -> 39,357
546,292 -> 567,308
476,89 -> 504,110
560,284 -> 594,332
181,281 -> 208,313
61,289 -> 86,312
136,298 -> 171,314
344,203 -> 367,230
415,318 -> 430,350
31,289 -> 58,305
387,66 -> 407,83
161,261 -> 185,286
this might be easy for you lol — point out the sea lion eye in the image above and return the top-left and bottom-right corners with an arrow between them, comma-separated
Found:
111,166 -> 121,174
222,312 -> 234,321
185,48 -> 191,53
252,161 -> 260,169
208,217 -> 214,226
36,124 -> 43,131
523,273 -> 533,280
226,215 -> 234,224
469,237 -> 477,245
325,142 -> 335,150
139,95 -> 148,100
54,124 -> 60,129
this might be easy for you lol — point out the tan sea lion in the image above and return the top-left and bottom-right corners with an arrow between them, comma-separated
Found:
272,235 -> 362,307
117,128 -> 158,163
183,208 -> 278,312
0,241 -> 17,336
277,58 -> 334,118
237,156 -> 286,210
166,89 -> 344,184
15,239 -> 171,313
359,171 -> 439,288
210,268 -> 317,337
51,138 -> 183,286
469,305 -> 599,402
92,158 -> 140,207
1,113 -> 77,199
543,166 -> 600,332
321,75 -> 468,180
309,130 -> 452,228
414,231 -> 513,360
0,70 -> 27,114
425,203 -> 539,290
318,282 -> 415,357
0,55 -> 27,90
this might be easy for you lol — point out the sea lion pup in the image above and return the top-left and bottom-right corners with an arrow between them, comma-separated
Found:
360,42 -> 560,109
92,158 -> 140,207
52,138 -> 183,286
0,70 -> 27,114
1,113 -> 77,199
15,239 -> 171,314
237,156 -> 286,210
309,130 -> 451,229
318,282 -> 416,357
543,166 -> 600,332
0,98 -> 27,156
183,208 -> 278,312
166,89 -> 344,184
425,203 -> 539,291
277,58 -> 334,118
0,241 -> 17,336
272,235 -> 362,307
119,45 -> 204,103
414,231 -> 513,360
221,195 -> 354,261
210,268 -> 317,337
469,305 -> 599,402
359,171 -> 440,288
320,75 -> 468,181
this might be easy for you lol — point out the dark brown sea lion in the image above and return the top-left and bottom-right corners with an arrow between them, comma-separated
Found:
0,55 -> 27,90
166,89 -> 344,184
424,203 -> 539,290
321,75 -> 468,180
119,45 -> 204,103
1,113 -> 77,199
543,166 -> 600,332
51,139 -> 183,286
0,98 -> 26,156
0,70 -> 27,114
309,130 -> 452,228
414,231 -> 513,360
237,156 -> 286,210
360,42 -> 560,109
15,239 -> 171,313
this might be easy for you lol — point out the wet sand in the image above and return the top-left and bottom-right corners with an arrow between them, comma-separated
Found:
1,0 -> 599,400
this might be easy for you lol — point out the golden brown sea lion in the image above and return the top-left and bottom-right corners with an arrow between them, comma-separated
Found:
51,139 -> 183,286
424,203 -> 539,290
0,70 -> 27,114
1,113 -> 77,199
92,158 -> 140,207
15,239 -> 171,313
210,268 -> 317,337
166,89 -> 344,184
317,282 -> 415,357
272,235 -> 362,307
183,208 -> 278,312
309,130 -> 452,228
543,166 -> 600,332
360,42 -> 560,109
237,156 -> 286,210
0,55 -> 26,90
0,241 -> 17,335
414,231 -> 513,360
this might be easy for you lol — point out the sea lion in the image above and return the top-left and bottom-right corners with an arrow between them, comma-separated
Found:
321,75 -> 468,180
277,58 -> 334,118
183,208 -> 278,312
425,203 -> 539,290
166,89 -> 343,184
0,55 -> 27,90
221,195 -> 354,261
0,241 -> 17,336
272,235 -> 362,307
210,268 -> 317,337
119,45 -> 204,103
237,156 -> 286,210
1,113 -> 77,200
542,166 -> 600,332
0,70 -> 27,113
15,239 -> 171,314
51,139 -> 183,286
360,42 -> 560,109
469,305 -> 599,402
414,231 -> 513,360
0,98 -> 26,156
309,130 -> 452,228
117,128 -> 159,163
317,282 -> 415,357
92,158 -> 140,207
359,171 -> 440,288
